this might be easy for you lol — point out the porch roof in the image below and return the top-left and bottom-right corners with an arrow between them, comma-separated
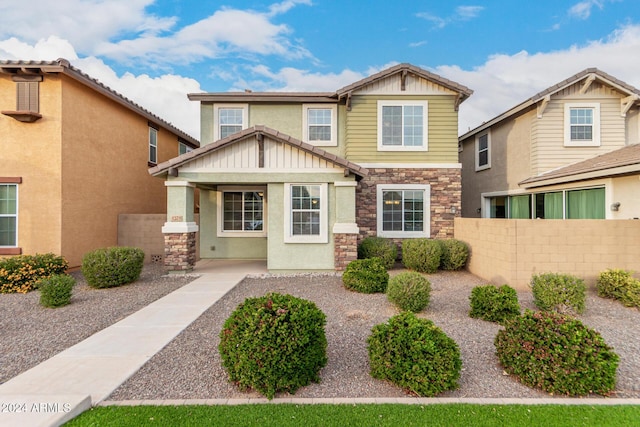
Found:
149,125 -> 369,179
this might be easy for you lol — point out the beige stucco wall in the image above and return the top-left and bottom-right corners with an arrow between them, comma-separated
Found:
455,218 -> 640,289
0,73 -> 63,257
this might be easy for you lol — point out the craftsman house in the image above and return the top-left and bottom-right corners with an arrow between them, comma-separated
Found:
0,59 -> 199,267
458,68 -> 640,220
150,64 -> 472,272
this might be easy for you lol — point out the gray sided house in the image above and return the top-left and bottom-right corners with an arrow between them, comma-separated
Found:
459,68 -> 640,220
150,64 -> 472,272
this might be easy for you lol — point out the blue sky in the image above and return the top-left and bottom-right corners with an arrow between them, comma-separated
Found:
1,0 -> 639,139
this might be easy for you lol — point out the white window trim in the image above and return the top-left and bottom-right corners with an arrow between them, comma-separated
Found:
376,184 -> 430,238
564,102 -> 601,147
475,131 -> 491,171
302,104 -> 338,146
214,104 -> 249,141
148,126 -> 158,164
377,100 -> 428,152
284,183 -> 328,244
216,186 -> 267,238
0,183 -> 18,248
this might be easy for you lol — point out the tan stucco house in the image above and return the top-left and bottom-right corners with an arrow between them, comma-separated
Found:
0,58 -> 199,267
459,68 -> 640,220
150,63 -> 472,272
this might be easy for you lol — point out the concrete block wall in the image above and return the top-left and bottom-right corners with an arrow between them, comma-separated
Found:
455,218 -> 640,289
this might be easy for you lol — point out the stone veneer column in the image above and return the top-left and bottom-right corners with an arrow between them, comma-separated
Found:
164,232 -> 197,271
162,180 -> 198,273
333,181 -> 359,270
334,233 -> 358,270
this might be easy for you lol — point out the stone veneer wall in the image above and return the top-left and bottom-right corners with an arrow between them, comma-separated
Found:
164,232 -> 197,272
334,233 -> 358,270
356,167 -> 461,244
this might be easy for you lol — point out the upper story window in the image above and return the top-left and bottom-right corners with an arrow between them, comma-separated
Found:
302,104 -> 337,146
149,125 -> 158,164
285,183 -> 328,243
564,103 -> 600,147
376,184 -> 430,238
0,183 -> 18,248
214,104 -> 248,141
377,101 -> 428,151
17,81 -> 39,112
475,131 -> 491,171
179,141 -> 193,155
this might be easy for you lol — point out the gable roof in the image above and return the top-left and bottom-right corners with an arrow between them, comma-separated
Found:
149,125 -> 368,179
187,63 -> 472,106
459,68 -> 640,141
519,143 -> 640,188
0,58 -> 199,147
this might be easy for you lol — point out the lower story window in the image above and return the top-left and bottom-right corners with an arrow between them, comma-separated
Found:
0,184 -> 18,247
377,184 -> 430,238
285,183 -> 327,243
217,187 -> 266,237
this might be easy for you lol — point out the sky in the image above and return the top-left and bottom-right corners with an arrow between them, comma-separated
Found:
1,0 -> 639,139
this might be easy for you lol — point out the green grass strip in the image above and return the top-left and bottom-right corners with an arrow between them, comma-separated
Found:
65,403 -> 640,427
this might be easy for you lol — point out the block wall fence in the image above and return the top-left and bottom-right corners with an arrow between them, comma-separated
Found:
454,218 -> 640,289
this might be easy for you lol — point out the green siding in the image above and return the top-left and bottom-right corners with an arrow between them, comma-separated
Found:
250,104 -> 302,139
345,95 -> 459,163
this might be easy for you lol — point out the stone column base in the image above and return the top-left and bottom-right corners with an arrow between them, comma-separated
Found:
164,232 -> 197,272
334,233 -> 358,271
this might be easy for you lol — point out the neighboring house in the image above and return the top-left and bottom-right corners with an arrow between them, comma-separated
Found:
150,63 -> 472,272
0,58 -> 199,267
459,68 -> 640,220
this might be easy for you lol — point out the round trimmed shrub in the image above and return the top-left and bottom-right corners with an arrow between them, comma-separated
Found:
439,239 -> 469,271
358,237 -> 398,269
530,273 -> 586,314
0,253 -> 68,294
342,258 -> 389,293
597,269 -> 640,307
82,247 -> 145,289
39,274 -> 75,308
495,310 -> 619,396
219,293 -> 327,400
387,271 -> 431,312
368,312 -> 461,397
402,238 -> 442,274
469,284 -> 520,325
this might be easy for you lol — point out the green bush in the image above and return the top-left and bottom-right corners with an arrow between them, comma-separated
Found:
39,274 -> 75,308
342,258 -> 389,293
367,312 -> 461,397
469,284 -> 520,325
597,269 -> 640,308
81,247 -> 145,289
219,293 -> 327,400
358,237 -> 398,269
530,273 -> 586,314
495,310 -> 619,396
402,239 -> 442,274
386,272 -> 431,312
439,239 -> 469,271
0,253 -> 68,293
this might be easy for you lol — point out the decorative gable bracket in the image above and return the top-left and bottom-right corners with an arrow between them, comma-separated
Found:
537,95 -> 551,118
621,95 -> 639,117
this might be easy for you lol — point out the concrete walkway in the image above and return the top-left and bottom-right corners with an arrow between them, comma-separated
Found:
0,260 -> 267,427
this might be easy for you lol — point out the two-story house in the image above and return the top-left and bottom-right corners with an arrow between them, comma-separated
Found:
150,63 -> 472,272
459,68 -> 640,220
0,59 -> 199,267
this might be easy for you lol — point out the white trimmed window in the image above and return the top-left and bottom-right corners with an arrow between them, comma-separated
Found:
0,184 -> 18,247
214,104 -> 248,141
377,184 -> 430,238
285,183 -> 328,243
217,186 -> 266,237
564,103 -> 600,146
302,104 -> 337,146
475,131 -> 491,171
377,100 -> 428,151
179,142 -> 192,155
149,126 -> 158,164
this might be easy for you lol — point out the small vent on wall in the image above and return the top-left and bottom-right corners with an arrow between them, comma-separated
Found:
151,254 -> 163,264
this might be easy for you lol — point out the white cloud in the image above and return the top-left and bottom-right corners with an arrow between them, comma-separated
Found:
455,6 -> 485,20
231,65 -> 364,92
417,5 -> 484,29
568,0 -> 604,20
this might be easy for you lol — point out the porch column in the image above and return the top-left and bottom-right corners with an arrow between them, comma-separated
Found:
333,181 -> 359,270
162,180 -> 198,272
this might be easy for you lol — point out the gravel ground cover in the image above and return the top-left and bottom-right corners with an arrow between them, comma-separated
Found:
108,268 -> 640,400
0,265 -> 196,385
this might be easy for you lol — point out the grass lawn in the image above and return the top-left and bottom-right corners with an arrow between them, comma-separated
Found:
65,403 -> 640,426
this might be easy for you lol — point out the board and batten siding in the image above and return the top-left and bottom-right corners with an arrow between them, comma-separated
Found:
345,95 -> 459,163
531,81 -> 629,176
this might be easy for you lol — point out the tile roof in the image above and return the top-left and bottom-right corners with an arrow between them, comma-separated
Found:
149,125 -> 368,179
0,58 -> 199,146
519,144 -> 640,187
